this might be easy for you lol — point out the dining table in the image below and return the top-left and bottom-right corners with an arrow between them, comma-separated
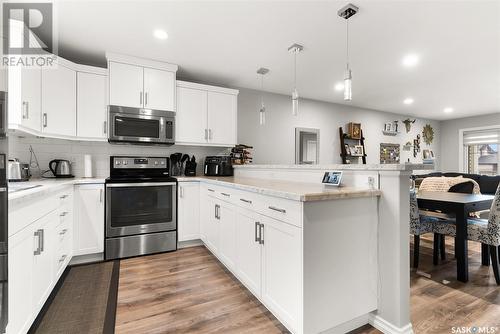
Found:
417,191 -> 495,283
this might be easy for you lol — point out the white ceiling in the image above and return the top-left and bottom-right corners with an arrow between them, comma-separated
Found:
54,0 -> 500,121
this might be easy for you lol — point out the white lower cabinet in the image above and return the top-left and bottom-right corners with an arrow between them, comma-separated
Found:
217,201 -> 237,271
205,197 -> 220,253
73,184 -> 105,256
178,182 -> 200,242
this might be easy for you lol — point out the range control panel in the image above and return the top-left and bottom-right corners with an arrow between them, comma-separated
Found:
112,157 -> 168,169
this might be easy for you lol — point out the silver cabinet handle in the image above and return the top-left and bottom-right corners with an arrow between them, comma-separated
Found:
240,198 -> 252,204
259,224 -> 264,245
100,189 -> 103,203
145,92 -> 148,106
60,211 -> 68,217
60,195 -> 68,199
208,129 -> 212,140
215,204 -> 220,220
255,222 -> 261,243
207,188 -> 215,192
59,255 -> 67,263
103,121 -> 107,135
179,186 -> 184,198
221,192 -> 230,197
43,113 -> 48,128
59,229 -> 68,235
39,229 -> 44,252
268,206 -> 286,213
22,101 -> 28,119
140,92 -> 143,106
204,129 -> 208,140
34,230 -> 41,255
26,101 -> 29,119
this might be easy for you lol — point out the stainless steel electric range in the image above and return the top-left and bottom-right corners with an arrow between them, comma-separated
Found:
105,156 -> 177,260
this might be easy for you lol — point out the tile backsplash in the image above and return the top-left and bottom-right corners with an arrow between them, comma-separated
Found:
9,135 -> 227,178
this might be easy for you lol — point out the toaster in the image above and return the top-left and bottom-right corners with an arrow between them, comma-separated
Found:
204,156 -> 233,176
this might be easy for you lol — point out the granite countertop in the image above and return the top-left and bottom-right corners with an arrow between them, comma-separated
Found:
8,178 -> 105,205
232,163 -> 435,171
176,176 -> 381,202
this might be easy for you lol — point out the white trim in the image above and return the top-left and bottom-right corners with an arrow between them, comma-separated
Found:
369,314 -> 414,334
74,64 -> 107,76
320,314 -> 370,334
106,52 -> 178,72
458,124 -> 500,173
177,80 -> 239,95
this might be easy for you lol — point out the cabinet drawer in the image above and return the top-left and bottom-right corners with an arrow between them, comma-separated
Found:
257,195 -> 302,228
57,188 -> 73,208
204,184 -> 234,203
9,195 -> 58,237
233,190 -> 261,211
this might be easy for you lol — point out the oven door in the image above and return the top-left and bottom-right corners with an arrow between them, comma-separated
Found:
106,182 -> 176,237
109,112 -> 166,144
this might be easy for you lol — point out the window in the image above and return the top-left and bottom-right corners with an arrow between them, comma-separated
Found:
463,128 -> 500,175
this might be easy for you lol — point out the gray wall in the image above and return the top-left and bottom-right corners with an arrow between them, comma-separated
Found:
237,88 -> 441,167
439,113 -> 500,172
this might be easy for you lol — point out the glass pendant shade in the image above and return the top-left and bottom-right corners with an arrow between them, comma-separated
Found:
292,88 -> 299,116
343,68 -> 352,101
259,103 -> 266,125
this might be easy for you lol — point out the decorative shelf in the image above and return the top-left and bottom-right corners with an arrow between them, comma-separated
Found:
382,130 -> 399,136
339,127 -> 367,165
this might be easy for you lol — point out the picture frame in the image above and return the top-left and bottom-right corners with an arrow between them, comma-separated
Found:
322,171 -> 343,186
347,122 -> 362,139
344,144 -> 351,155
423,149 -> 435,160
384,122 -> 393,132
352,145 -> 364,156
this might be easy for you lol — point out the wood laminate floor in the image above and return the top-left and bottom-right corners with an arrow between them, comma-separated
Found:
115,246 -> 288,334
115,236 -> 500,334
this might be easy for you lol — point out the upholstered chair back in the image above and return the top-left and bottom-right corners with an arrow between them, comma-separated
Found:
487,185 -> 500,245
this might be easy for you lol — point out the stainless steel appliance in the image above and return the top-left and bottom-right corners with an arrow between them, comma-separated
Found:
105,156 -> 177,260
48,159 -> 73,178
0,91 -> 8,333
7,159 -> 30,182
108,105 -> 175,145
204,156 -> 233,176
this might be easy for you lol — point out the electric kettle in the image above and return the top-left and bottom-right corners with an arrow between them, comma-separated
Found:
49,159 -> 74,178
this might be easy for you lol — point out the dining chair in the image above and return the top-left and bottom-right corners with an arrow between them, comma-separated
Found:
410,190 -> 440,268
431,185 -> 500,285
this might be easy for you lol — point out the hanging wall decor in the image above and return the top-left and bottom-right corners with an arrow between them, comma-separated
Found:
413,134 -> 421,158
422,124 -> 434,145
402,119 -> 416,133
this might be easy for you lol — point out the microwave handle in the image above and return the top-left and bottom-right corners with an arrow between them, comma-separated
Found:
204,164 -> 208,175
215,165 -> 219,175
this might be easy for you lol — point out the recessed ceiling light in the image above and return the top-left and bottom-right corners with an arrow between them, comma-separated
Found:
443,107 -> 454,113
153,29 -> 168,40
403,98 -> 414,105
402,54 -> 419,67
334,82 -> 344,91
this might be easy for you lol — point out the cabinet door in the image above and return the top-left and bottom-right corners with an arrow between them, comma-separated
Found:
21,66 -> 42,131
235,208 -> 262,296
207,91 -> 237,146
143,67 -> 175,111
109,61 -> 143,108
176,86 -> 207,144
261,216 -> 301,332
218,201 -> 237,271
77,72 -> 107,139
41,63 -> 76,136
178,182 -> 200,242
74,185 -> 105,255
32,211 -> 57,315
8,225 -> 35,334
205,197 -> 219,253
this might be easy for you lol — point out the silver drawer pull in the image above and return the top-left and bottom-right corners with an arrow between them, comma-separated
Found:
59,229 -> 68,235
60,195 -> 68,199
60,212 -> 68,217
268,206 -> 286,213
59,255 -> 67,263
221,192 -> 230,197
240,198 -> 252,204
207,188 -> 215,192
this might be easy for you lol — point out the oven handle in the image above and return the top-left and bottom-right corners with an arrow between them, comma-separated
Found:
106,182 -> 177,188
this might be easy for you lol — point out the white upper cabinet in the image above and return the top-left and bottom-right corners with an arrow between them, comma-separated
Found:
176,86 -> 207,144
108,62 -> 143,108
207,91 -> 237,146
77,72 -> 107,139
21,66 -> 42,131
143,67 -> 175,111
107,53 -> 178,112
176,81 -> 238,147
41,61 -> 76,137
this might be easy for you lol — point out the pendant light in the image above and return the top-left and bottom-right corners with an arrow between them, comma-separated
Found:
338,4 -> 358,101
288,43 -> 303,116
257,67 -> 269,125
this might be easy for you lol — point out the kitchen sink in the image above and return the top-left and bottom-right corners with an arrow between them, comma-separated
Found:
8,184 -> 43,193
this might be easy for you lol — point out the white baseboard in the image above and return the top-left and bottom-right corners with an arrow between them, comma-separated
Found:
178,239 -> 203,248
369,314 -> 414,334
321,314 -> 371,334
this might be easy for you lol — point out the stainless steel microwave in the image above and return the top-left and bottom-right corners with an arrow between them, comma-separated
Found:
108,105 -> 175,145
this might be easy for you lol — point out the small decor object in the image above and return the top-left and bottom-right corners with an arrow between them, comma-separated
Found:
384,122 -> 392,132
403,141 -> 413,151
351,145 -> 364,156
393,120 -> 399,133
423,149 -> 434,160
322,171 -> 343,187
347,122 -> 362,139
380,143 -> 400,164
413,134 -> 421,158
422,124 -> 434,145
231,144 -> 253,165
402,119 -> 416,133
344,144 -> 351,155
